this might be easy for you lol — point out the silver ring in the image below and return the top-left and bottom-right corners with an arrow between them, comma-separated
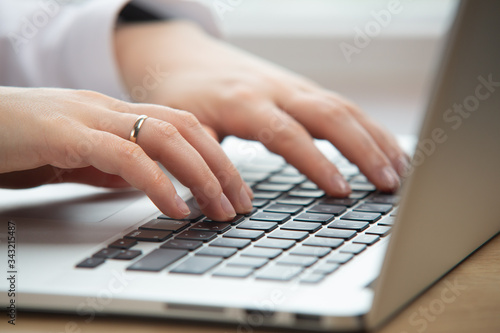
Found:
129,115 -> 148,143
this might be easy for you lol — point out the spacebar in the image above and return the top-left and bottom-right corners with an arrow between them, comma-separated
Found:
127,249 -> 188,272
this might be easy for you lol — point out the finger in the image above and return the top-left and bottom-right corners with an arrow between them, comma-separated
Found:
281,94 -> 400,192
325,94 -> 410,176
80,130 -> 192,219
95,109 -> 239,220
107,103 -> 252,216
225,101 -> 351,197
156,110 -> 253,214
201,124 -> 219,141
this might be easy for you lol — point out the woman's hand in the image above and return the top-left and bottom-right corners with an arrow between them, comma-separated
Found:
115,21 -> 410,197
0,87 -> 253,220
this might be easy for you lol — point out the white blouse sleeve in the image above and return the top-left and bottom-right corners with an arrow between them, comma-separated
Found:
0,0 -> 220,100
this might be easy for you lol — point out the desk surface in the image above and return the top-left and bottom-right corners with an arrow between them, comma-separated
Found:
5,234 -> 500,333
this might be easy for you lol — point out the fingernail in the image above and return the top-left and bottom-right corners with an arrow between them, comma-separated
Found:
379,166 -> 400,190
239,185 -> 253,212
175,194 -> 191,216
220,193 -> 236,218
396,155 -> 410,176
331,175 -> 350,195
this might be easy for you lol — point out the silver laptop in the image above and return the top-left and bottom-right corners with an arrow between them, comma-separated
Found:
1,0 -> 499,330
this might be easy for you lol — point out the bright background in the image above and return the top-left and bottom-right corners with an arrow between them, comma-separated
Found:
200,0 -> 458,135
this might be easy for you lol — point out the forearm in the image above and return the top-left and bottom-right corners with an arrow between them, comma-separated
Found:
114,20 -> 210,104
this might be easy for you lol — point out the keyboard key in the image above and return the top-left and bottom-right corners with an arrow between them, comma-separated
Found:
204,215 -> 245,225
366,225 -> 391,236
170,256 -> 222,274
158,207 -> 203,222
191,222 -> 231,234
196,247 -> 237,258
127,249 -> 187,272
264,204 -> 303,215
125,229 -> 172,242
294,213 -> 334,224
290,246 -> 331,257
349,190 -> 370,199
176,230 -> 217,242
378,216 -> 396,226
353,234 -> 380,245
252,191 -> 282,200
255,265 -> 303,281
244,208 -> 257,217
314,263 -> 340,274
268,175 -> 305,184
367,193 -> 400,205
349,174 -> 368,182
288,190 -> 325,198
277,255 -> 317,267
280,166 -> 301,175
255,183 -> 295,192
354,203 -> 393,214
299,273 -> 326,284
224,229 -> 264,241
92,248 -> 121,259
326,253 -> 354,264
280,221 -> 322,233
307,204 -> 346,216
277,196 -> 315,206
255,238 -> 296,250
321,197 -> 358,207
160,239 -> 203,251
227,256 -> 268,268
299,181 -> 319,190
213,266 -> 254,278
250,212 -> 290,223
252,199 -> 269,208
237,220 -> 278,232
210,238 -> 251,249
241,164 -> 282,173
241,172 -> 269,182
340,243 -> 367,254
316,228 -> 356,240
329,220 -> 369,232
268,230 -> 308,241
113,249 -> 142,260
140,219 -> 190,233
108,238 -> 137,249
349,182 -> 376,192
76,257 -> 105,268
303,237 -> 344,248
341,212 -> 381,223
242,247 -> 282,259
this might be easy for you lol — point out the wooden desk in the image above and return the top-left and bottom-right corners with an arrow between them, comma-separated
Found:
5,234 -> 500,333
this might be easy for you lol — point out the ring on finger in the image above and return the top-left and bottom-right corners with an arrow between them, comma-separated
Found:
129,115 -> 148,143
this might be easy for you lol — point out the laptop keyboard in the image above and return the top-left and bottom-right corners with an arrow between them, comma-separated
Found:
76,157 -> 398,284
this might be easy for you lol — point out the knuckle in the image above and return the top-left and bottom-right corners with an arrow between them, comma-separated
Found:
273,122 -> 305,148
178,111 -> 201,129
145,168 -> 167,191
76,89 -> 108,101
154,120 -> 180,139
221,83 -> 257,104
118,140 -> 144,161
319,102 -> 350,124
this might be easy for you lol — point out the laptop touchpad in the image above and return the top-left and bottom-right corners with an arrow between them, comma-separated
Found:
0,184 -> 145,223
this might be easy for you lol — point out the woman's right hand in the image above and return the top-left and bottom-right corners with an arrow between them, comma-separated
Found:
0,87 -> 253,221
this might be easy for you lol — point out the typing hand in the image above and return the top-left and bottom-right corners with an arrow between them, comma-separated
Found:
0,87 -> 252,220
116,21 -> 409,196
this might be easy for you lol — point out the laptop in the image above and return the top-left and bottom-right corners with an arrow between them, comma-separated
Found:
1,0 -> 499,331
